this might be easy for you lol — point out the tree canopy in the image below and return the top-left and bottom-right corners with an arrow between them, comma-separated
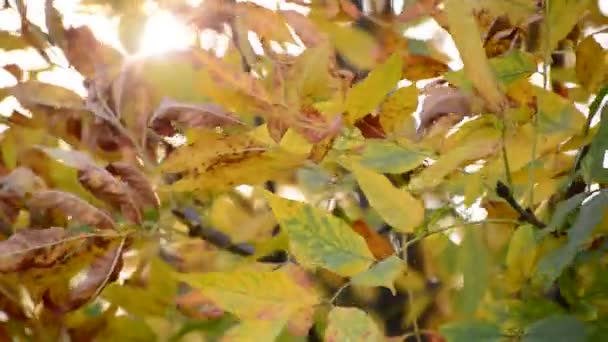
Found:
0,0 -> 607,341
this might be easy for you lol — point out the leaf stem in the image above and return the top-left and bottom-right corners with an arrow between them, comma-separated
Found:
329,282 -> 350,305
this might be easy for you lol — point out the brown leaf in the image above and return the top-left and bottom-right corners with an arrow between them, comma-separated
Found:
106,162 -> 159,210
0,227 -> 82,272
175,289 -> 224,319
417,85 -> 471,138
28,190 -> 116,230
235,3 -> 295,43
63,26 -> 122,78
351,220 -> 395,260
44,238 -> 125,313
194,49 -> 276,111
78,166 -> 142,224
0,167 -> 46,198
355,114 -> 386,139
281,10 -> 326,47
149,98 -> 242,135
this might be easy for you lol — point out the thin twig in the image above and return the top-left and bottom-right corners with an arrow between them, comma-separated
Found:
329,282 -> 350,305
496,181 -> 546,228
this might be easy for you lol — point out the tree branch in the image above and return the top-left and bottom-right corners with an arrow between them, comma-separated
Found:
495,181 -> 546,228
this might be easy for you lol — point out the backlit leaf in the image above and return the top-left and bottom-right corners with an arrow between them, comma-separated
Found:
576,36 -> 607,92
540,0 -> 591,53
236,2 -> 294,43
440,320 -> 502,342
176,268 -> 319,320
0,31 -> 28,51
266,192 -> 375,276
324,307 -> 382,342
445,0 -> 506,112
345,53 -> 402,123
378,85 -> 418,137
8,81 -> 84,109
350,163 -> 424,233
351,256 -> 405,295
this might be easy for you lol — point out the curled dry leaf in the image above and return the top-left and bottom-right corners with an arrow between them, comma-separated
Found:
417,85 -> 471,138
28,190 -> 116,230
63,26 -> 122,78
0,227 -> 83,272
78,166 -> 142,224
106,161 -> 159,210
281,10 -> 326,47
149,98 -> 242,136
43,238 -> 125,313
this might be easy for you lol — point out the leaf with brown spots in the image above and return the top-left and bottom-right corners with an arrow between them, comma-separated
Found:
105,162 -> 158,210
0,227 -> 82,272
28,190 -> 116,230
78,166 -> 142,224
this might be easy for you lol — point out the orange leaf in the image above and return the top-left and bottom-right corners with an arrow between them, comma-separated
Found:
351,220 -> 395,260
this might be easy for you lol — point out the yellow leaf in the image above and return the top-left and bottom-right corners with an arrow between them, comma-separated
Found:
540,0 -> 591,53
350,163 -> 424,233
445,0 -> 506,112
325,307 -> 382,342
265,192 -> 375,276
345,53 -> 403,124
576,36 -> 607,93
176,268 -> 319,321
280,129 -> 313,155
221,319 -> 286,342
410,126 -> 500,192
505,225 -> 537,292
379,85 -> 418,138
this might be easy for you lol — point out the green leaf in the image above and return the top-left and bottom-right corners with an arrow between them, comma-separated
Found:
587,104 -> 608,183
445,0 -> 505,112
176,268 -> 319,321
350,163 -> 424,233
345,53 -> 403,123
440,320 -> 502,342
351,256 -> 406,295
540,0 -> 591,53
265,192 -> 375,277
539,192 -> 589,237
457,226 -> 489,315
534,191 -> 608,287
523,315 -> 590,342
360,140 -> 429,174
446,50 -> 537,88
324,307 -> 382,342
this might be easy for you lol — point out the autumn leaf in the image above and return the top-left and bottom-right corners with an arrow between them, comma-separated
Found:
28,190 -> 116,230
351,220 -> 395,260
378,85 -> 418,137
349,163 -> 424,233
0,227 -> 82,272
8,81 -> 84,110
106,162 -> 159,210
265,192 -> 375,276
345,53 -> 403,124
445,0 -> 506,112
359,139 -> 429,174
540,0 -> 591,53
325,307 -> 382,342
575,36 -> 607,93
176,268 -> 319,321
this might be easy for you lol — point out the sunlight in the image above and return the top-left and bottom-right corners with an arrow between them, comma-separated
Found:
139,10 -> 195,55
